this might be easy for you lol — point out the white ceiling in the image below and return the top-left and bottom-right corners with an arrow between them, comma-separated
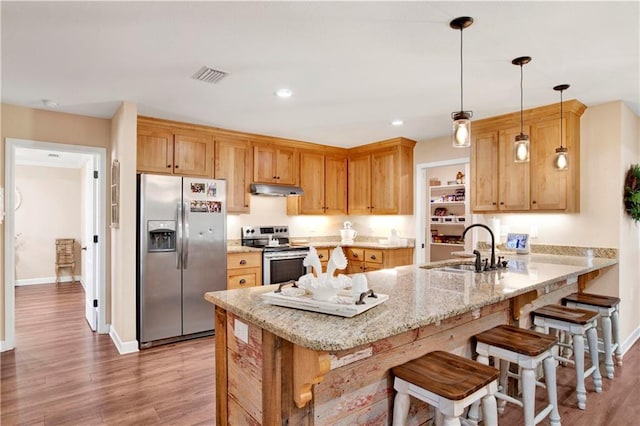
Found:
2,1 -> 638,148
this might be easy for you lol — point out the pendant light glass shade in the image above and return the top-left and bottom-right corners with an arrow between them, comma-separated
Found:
514,134 -> 530,162
553,84 -> 570,170
512,56 -> 531,163
452,111 -> 471,147
450,17 -> 473,148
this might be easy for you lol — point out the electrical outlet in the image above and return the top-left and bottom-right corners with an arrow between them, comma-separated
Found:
234,319 -> 248,344
530,224 -> 539,239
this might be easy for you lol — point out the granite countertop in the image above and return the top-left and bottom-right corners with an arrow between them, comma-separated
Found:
306,241 -> 413,249
206,253 -> 617,351
227,245 -> 263,254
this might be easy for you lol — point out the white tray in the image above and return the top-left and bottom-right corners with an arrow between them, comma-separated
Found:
261,290 -> 388,318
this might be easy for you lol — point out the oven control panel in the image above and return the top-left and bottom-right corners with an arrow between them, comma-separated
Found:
242,225 -> 289,238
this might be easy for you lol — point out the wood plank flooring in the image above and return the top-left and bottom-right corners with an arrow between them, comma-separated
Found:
1,283 -> 215,425
2,282 -> 639,425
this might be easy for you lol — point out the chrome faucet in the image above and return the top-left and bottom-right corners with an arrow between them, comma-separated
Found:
462,224 -> 496,270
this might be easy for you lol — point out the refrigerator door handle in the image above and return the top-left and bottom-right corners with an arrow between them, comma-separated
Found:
176,202 -> 183,269
183,202 -> 190,269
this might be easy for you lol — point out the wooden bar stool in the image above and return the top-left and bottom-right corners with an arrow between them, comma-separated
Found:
532,304 -> 602,410
563,292 -> 622,379
392,350 -> 499,426
55,238 -> 76,285
474,325 -> 561,426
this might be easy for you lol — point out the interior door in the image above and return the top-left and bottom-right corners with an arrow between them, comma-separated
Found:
82,160 -> 97,331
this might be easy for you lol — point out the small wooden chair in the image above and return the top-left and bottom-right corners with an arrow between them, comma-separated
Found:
55,238 -> 76,285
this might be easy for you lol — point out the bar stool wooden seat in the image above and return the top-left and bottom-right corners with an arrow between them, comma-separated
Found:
562,292 -> 622,379
532,304 -> 602,410
392,350 -> 499,426
474,325 -> 561,426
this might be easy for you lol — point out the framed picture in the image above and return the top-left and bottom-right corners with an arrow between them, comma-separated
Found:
505,233 -> 529,254
110,159 -> 120,228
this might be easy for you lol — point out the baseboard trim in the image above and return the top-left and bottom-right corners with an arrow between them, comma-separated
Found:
621,325 -> 640,355
109,326 -> 139,355
16,276 -> 82,286
0,340 -> 13,352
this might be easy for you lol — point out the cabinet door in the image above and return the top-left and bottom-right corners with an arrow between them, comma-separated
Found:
324,155 -> 347,214
531,118 -> 567,210
299,151 -> 326,214
253,145 -> 277,183
215,136 -> 252,213
173,133 -> 212,177
275,146 -> 298,185
371,149 -> 398,214
137,127 -> 174,174
348,154 -> 372,214
498,126 -> 530,211
471,130 -> 499,211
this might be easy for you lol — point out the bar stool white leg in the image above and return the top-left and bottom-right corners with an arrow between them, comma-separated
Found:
587,326 -> 603,393
543,355 -> 561,426
497,359 -> 509,414
521,367 -> 536,426
573,332 -> 587,409
442,415 -> 461,426
601,314 -> 615,378
392,379 -> 411,426
481,393 -> 498,426
612,308 -> 623,365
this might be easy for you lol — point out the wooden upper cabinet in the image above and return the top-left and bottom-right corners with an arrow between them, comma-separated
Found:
253,144 -> 298,185
347,153 -> 372,214
288,150 -> 347,215
214,135 -> 252,213
498,126 -> 531,211
471,130 -> 499,211
324,155 -> 347,214
347,137 -> 415,215
137,123 -> 213,177
470,100 -> 585,213
137,127 -> 174,174
173,132 -> 213,177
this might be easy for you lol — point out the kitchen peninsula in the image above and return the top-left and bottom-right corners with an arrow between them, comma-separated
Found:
205,252 -> 617,425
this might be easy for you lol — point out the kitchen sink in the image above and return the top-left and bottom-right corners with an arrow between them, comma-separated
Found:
432,264 -> 478,273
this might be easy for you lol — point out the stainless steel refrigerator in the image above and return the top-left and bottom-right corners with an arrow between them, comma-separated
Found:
137,173 -> 227,348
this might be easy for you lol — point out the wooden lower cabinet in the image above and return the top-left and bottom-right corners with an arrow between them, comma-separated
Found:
344,247 -> 413,274
227,252 -> 262,289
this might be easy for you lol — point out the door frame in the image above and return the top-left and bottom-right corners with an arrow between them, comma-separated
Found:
415,157 -> 470,264
3,138 -> 108,351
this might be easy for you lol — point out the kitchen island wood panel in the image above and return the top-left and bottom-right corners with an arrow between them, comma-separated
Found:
206,253 -> 616,425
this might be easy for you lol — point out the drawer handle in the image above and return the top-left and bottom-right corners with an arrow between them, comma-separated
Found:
239,259 -> 247,265
239,279 -> 246,285
370,255 -> 377,260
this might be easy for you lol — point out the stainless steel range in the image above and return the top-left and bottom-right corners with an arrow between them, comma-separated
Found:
241,226 -> 310,285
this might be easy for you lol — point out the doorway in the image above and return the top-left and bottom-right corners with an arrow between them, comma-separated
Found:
3,138 -> 108,351
415,158 -> 474,264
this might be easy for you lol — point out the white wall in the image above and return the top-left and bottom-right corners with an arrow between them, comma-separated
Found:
15,165 -> 82,283
227,195 -> 415,241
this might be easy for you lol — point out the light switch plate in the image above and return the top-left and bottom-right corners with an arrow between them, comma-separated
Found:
234,319 -> 249,344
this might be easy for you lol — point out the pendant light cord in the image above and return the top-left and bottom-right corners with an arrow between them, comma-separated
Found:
560,89 -> 564,148
520,64 -> 524,134
459,27 -> 464,112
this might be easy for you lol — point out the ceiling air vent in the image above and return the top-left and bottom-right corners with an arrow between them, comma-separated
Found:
191,66 -> 228,84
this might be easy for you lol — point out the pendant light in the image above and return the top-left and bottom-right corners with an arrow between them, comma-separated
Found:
553,84 -> 570,170
450,16 -> 474,148
512,56 -> 531,162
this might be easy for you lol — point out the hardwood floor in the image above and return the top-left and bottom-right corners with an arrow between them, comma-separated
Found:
2,283 -> 639,425
1,283 -> 215,425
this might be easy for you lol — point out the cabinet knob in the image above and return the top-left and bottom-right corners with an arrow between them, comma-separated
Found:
175,165 -> 179,169
352,253 -> 359,258
370,255 -> 377,260
532,200 -> 537,204
492,202 -> 497,205
239,259 -> 247,265
499,202 -> 504,205
273,176 -> 277,179
167,164 -> 172,168
318,254 -> 324,259
239,279 -> 246,285
276,176 -> 280,179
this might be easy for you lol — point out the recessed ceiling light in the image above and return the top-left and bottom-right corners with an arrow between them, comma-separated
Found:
48,153 -> 60,158
275,88 -> 293,98
41,99 -> 58,108
391,120 -> 404,126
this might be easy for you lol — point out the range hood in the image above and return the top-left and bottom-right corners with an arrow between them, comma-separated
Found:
250,183 -> 304,197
